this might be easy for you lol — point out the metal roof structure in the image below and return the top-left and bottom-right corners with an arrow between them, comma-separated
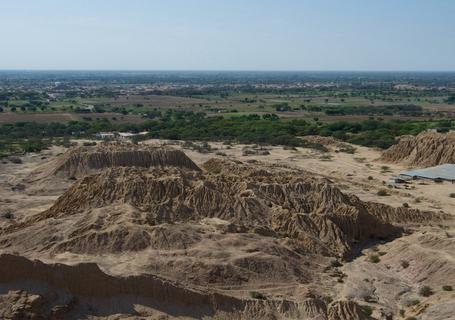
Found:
400,164 -> 455,181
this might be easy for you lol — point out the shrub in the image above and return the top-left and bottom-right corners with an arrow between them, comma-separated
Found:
369,254 -> 380,263
434,177 -> 444,184
322,296 -> 333,304
367,176 -> 373,180
360,305 -> 373,316
2,210 -> 14,219
249,291 -> 266,300
402,202 -> 409,208
407,299 -> 420,306
320,154 -> 333,161
377,189 -> 388,196
406,317 -> 417,320
442,285 -> 453,291
330,260 -> 343,268
23,139 -> 47,153
449,193 -> 455,198
401,260 -> 410,269
9,156 -> 22,164
338,145 -> 356,154
279,232 -> 290,238
419,286 -> 433,297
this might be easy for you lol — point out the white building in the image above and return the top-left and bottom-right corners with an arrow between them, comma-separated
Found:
95,132 -> 115,140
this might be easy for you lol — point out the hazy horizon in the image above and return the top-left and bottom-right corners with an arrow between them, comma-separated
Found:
2,69 -> 455,73
1,0 -> 454,71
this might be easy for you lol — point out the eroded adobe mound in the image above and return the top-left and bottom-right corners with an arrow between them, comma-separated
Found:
3,158 -> 438,261
381,131 -> 455,166
27,142 -> 200,181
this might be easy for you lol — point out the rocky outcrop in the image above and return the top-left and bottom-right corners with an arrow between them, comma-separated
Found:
381,131 -> 455,166
0,290 -> 49,320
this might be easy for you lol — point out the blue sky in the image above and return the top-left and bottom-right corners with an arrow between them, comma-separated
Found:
0,0 -> 454,71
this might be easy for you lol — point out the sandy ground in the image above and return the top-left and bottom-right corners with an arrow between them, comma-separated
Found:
0,146 -> 67,228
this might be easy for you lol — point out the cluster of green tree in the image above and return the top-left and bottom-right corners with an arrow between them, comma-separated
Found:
306,104 -> 423,116
0,138 -> 49,157
317,120 -> 437,149
3,101 -> 51,112
1,110 -> 453,157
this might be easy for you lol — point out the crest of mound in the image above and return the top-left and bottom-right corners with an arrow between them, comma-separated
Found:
381,131 -> 455,166
6,158 -> 441,261
27,142 -> 200,182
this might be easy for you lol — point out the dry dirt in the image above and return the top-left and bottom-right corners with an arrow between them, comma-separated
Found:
0,138 -> 454,319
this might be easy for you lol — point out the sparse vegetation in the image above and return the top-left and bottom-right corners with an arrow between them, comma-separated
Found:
377,189 -> 389,196
337,144 -> 356,154
360,305 -> 373,316
442,285 -> 453,291
278,232 -> 290,238
419,286 -> 433,297
1,209 -> 14,219
9,156 -> 22,164
249,291 -> 267,300
182,141 -> 215,153
380,166 -> 391,173
401,260 -> 410,269
408,299 -> 420,306
320,154 -> 333,161
369,254 -> 381,263
330,260 -> 343,268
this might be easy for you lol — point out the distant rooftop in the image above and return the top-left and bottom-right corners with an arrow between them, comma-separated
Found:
400,164 -> 455,181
